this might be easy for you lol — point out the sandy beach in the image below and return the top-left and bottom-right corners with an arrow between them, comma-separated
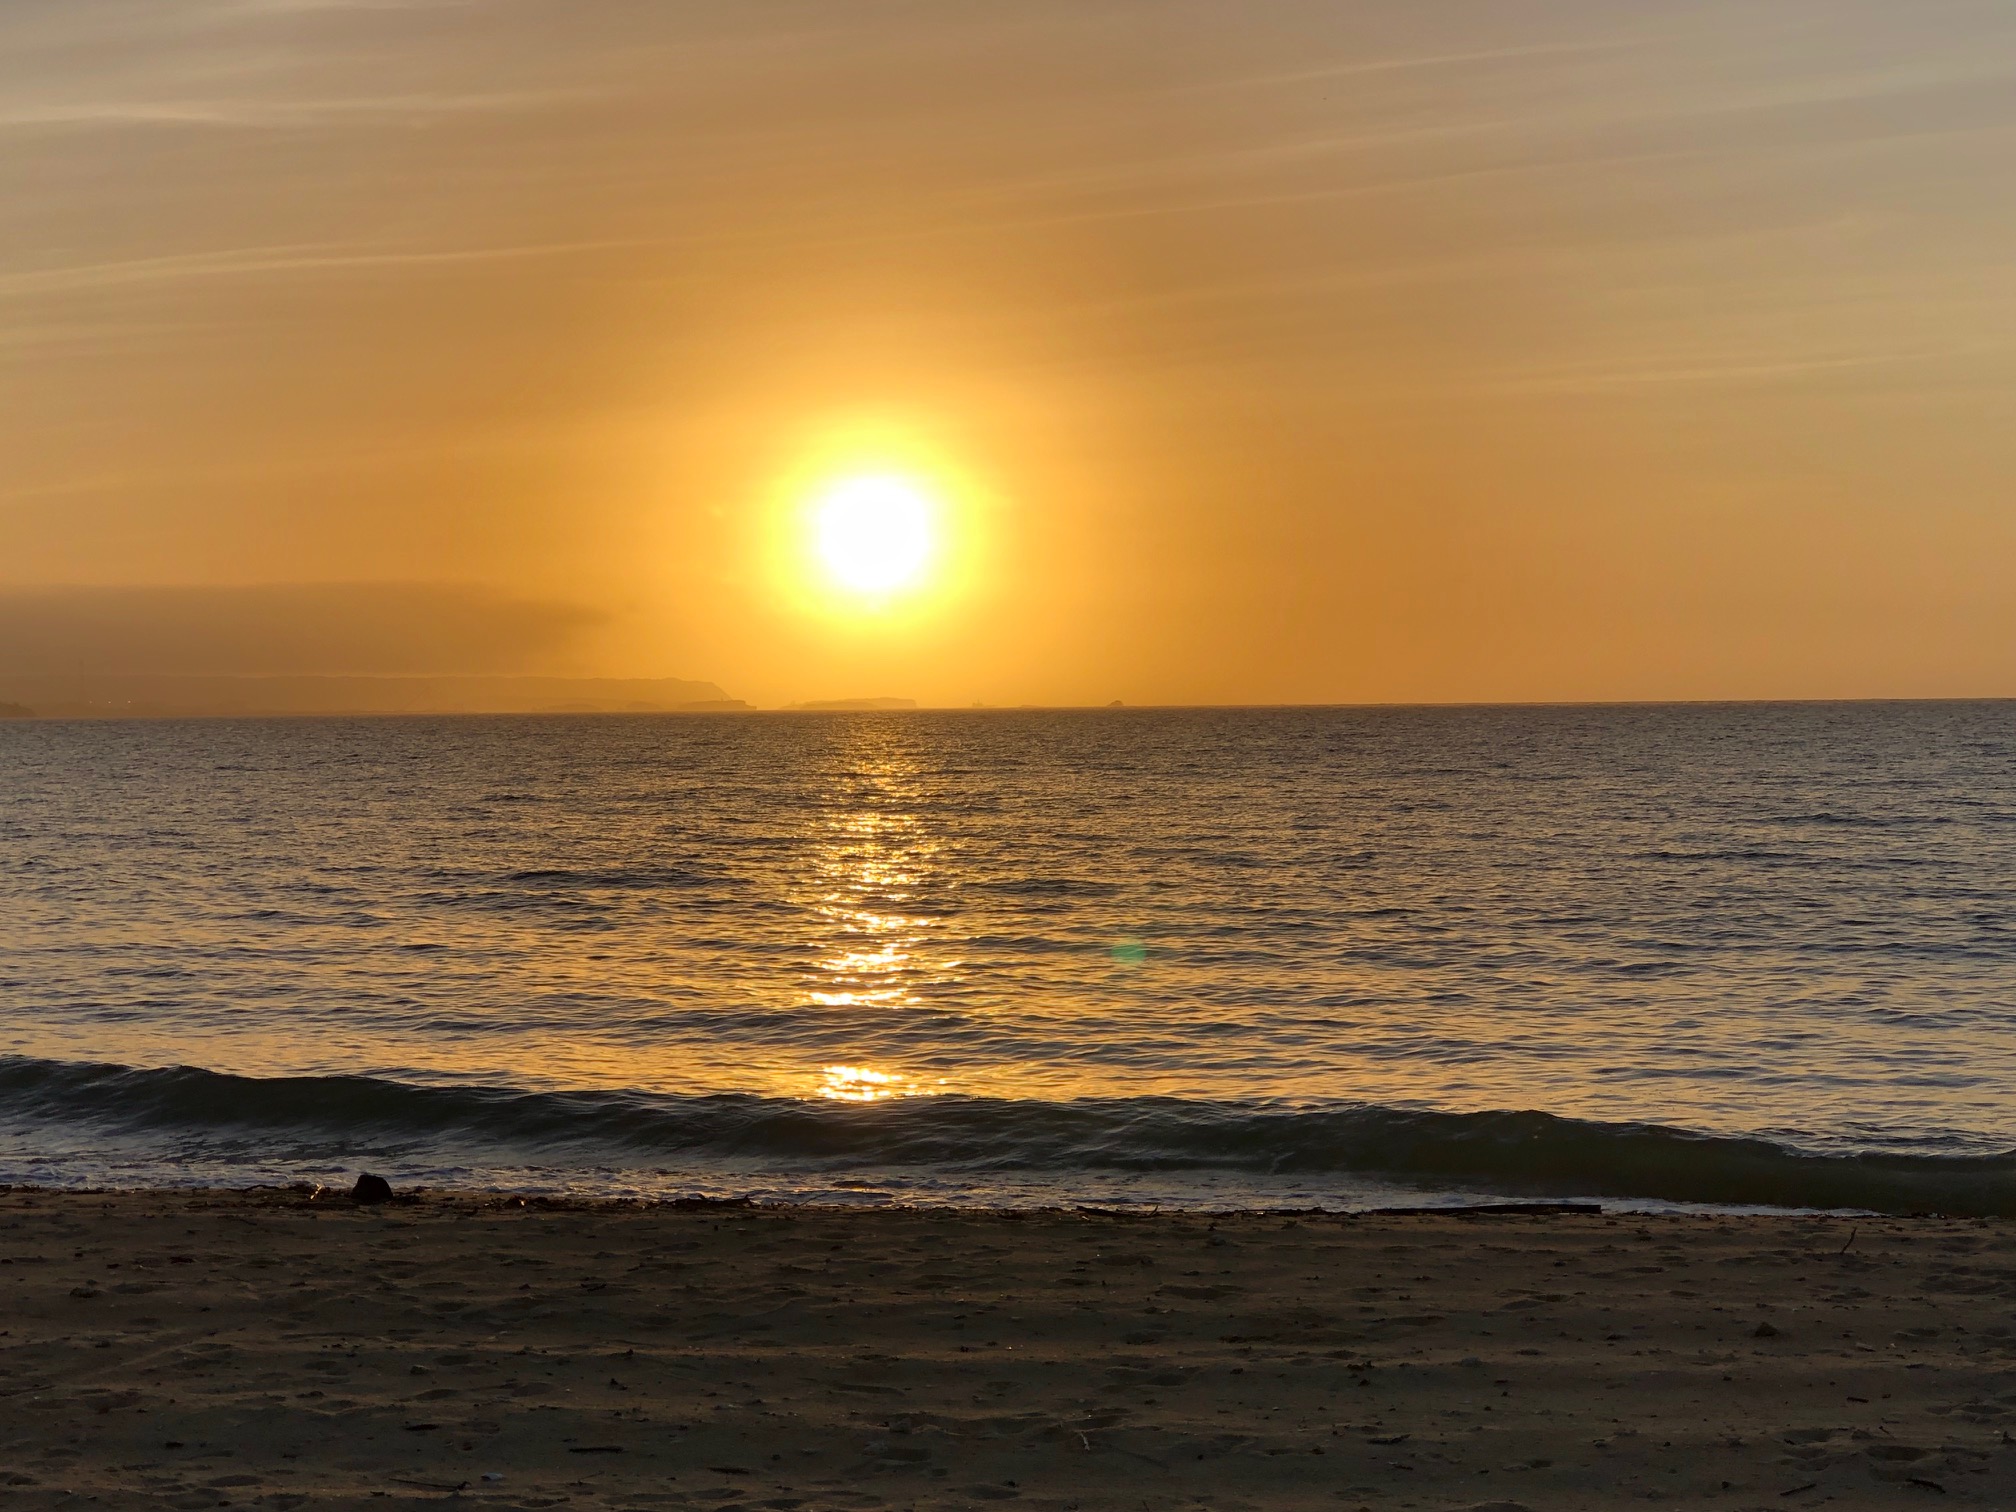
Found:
3,1190 -> 2013,1510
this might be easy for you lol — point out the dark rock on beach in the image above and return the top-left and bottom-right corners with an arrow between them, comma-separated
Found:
350,1173 -> 394,1204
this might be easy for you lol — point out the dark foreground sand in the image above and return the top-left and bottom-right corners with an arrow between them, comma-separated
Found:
4,1190 -> 2015,1510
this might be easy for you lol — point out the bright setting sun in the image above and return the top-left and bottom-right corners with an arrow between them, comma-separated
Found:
811,474 -> 938,595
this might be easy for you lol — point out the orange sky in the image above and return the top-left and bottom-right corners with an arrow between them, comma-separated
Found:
3,1 -> 2014,707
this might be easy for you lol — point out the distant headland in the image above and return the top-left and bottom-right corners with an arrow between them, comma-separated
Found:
0,675 -> 747,719
787,697 -> 918,711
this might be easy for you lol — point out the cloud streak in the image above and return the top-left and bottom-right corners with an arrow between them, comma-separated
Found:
0,237 -> 654,301
0,88 -> 582,133
0,584 -> 602,676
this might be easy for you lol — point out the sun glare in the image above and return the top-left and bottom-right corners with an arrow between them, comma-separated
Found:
812,475 -> 937,595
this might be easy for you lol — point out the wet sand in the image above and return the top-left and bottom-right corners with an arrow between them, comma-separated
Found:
3,1189 -> 2014,1510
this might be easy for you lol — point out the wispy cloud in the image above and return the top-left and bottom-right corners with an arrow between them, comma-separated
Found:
0,88 -> 580,132
0,236 -> 653,300
0,582 -> 601,676
1479,344 -> 2008,396
1203,36 -> 1649,93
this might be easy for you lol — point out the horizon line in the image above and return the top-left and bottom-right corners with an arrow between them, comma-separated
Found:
4,692 -> 2014,722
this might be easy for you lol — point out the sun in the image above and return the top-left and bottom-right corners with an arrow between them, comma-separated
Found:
811,474 -> 938,595
760,423 -> 983,624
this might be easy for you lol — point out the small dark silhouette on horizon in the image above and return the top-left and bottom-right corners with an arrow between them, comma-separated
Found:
789,697 -> 917,711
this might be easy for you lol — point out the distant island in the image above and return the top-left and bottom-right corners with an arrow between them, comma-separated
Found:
0,675 -> 747,719
0,701 -> 32,718
788,697 -> 918,711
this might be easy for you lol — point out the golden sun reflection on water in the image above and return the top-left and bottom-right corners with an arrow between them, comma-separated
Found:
816,1064 -> 913,1101
807,812 -> 932,1009
801,734 -> 948,1100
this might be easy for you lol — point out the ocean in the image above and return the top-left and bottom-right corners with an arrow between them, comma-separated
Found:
2,703 -> 2013,1214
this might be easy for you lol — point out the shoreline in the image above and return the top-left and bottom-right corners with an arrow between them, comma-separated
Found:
0,1176 -> 1916,1224
0,1174 -> 1992,1223
5,1188 -> 2015,1509
0,1182 -> 1625,1217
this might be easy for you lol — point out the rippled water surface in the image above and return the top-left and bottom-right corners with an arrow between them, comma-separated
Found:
2,705 -> 2013,1210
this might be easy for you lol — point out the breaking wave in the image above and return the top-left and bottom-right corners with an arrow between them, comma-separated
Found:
5,1054 -> 2014,1216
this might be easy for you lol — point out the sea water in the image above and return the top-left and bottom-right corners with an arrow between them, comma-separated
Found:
2,703 -> 2012,1212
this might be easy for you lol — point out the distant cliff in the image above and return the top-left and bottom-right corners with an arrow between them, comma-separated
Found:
0,676 -> 746,718
0,701 -> 32,718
